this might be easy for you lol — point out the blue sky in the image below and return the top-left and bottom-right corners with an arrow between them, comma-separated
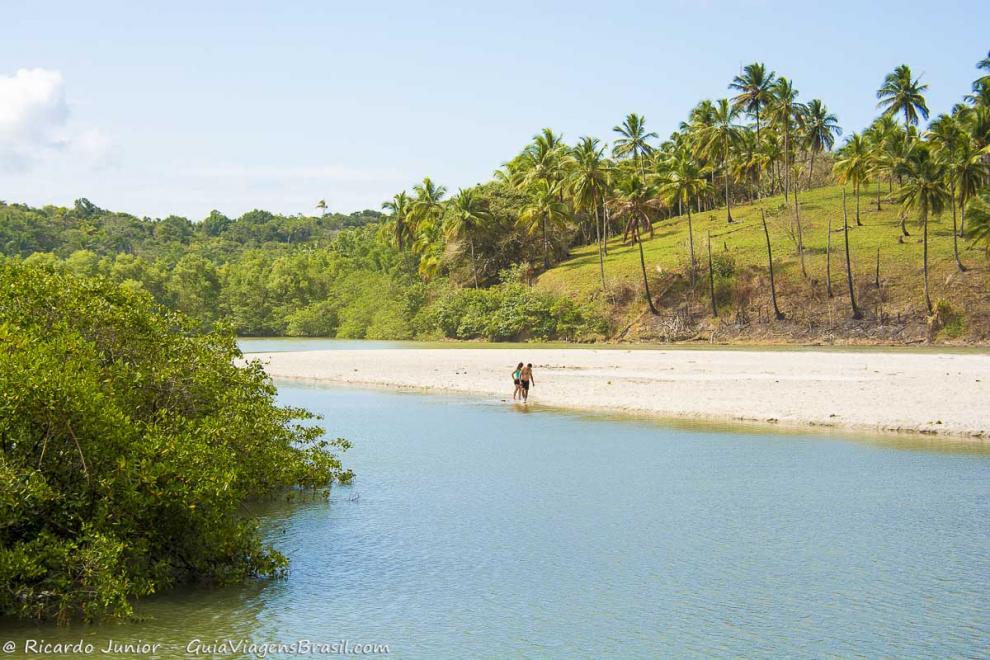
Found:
2,0 -> 987,219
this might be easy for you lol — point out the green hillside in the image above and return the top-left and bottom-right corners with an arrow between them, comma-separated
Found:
537,184 -> 990,343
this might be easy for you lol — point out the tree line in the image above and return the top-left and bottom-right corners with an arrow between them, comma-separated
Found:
2,54 -> 988,339
377,54 -> 990,318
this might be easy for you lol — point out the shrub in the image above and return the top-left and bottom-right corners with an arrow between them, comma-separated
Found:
710,251 -> 736,279
932,299 -> 967,340
424,282 -> 606,341
285,299 -> 339,336
0,265 -> 350,622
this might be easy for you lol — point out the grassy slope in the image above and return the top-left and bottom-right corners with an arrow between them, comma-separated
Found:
537,184 -> 990,343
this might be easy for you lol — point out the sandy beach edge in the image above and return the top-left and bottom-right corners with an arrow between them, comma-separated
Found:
246,348 -> 990,442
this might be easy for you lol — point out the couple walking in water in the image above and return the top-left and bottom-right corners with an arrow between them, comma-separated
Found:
511,363 -> 535,402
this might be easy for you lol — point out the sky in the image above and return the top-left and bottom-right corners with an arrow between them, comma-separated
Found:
2,0 -> 988,219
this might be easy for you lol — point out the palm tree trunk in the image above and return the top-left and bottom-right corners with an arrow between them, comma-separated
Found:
825,212 -> 833,298
687,207 -> 696,287
783,127 -> 790,203
602,194 -> 610,256
842,189 -> 862,319
951,192 -> 966,272
470,237 -> 479,288
761,210 -> 784,319
755,110 -> 762,199
635,223 -> 658,315
595,203 -> 607,294
707,231 -> 717,317
807,151 -> 816,188
959,193 -> 967,237
724,150 -> 734,223
855,182 -> 862,226
542,216 -> 549,270
900,210 -> 910,237
875,178 -> 882,211
923,213 -> 932,314
794,188 -> 806,277
875,246 -> 881,288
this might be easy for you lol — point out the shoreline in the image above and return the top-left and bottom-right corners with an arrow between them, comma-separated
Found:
239,337 -> 990,354
250,348 -> 990,441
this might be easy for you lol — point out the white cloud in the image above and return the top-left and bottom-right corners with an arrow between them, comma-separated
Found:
0,68 -> 109,171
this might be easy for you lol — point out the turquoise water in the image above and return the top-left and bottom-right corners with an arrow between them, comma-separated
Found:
4,384 -> 989,658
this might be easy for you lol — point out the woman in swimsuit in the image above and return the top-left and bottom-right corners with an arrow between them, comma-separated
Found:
519,363 -> 535,402
512,362 -> 523,400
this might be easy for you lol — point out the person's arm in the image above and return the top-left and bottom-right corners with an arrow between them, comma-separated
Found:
530,371 -> 535,386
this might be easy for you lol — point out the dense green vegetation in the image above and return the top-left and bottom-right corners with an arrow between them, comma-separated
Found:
1,186 -> 606,341
0,264 -> 351,621
2,54 -> 987,343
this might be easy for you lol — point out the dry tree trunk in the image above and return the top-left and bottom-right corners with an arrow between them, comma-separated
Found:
707,230 -> 717,318
825,213 -> 833,298
842,189 -> 862,320
794,187 -> 806,278
761,210 -> 784,320
636,222 -> 658,315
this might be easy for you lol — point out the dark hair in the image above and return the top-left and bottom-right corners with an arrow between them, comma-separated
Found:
516,362 -> 524,369
526,363 -> 532,367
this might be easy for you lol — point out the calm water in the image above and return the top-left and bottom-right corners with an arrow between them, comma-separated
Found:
4,385 -> 990,658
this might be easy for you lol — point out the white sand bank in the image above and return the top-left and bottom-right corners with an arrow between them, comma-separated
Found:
250,348 -> 990,439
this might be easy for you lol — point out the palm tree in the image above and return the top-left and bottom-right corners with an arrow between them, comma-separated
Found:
567,137 -> 611,292
519,179 -> 571,270
447,188 -> 494,288
761,210 -> 785,319
958,103 -> 990,153
887,131 -> 922,236
611,174 -> 662,314
898,145 -> 949,314
841,190 -> 862,320
731,129 -> 767,200
684,99 -> 719,204
706,231 -> 717,317
802,99 -> 842,187
612,113 -> 657,176
769,77 -> 805,200
660,154 -> 711,286
520,128 -> 566,185
696,99 -> 742,223
729,63 -> 776,147
380,191 -> 414,251
409,178 -> 447,272
877,65 -> 930,133
864,115 -> 900,210
954,138 -> 987,238
315,199 -> 328,216
759,132 -> 783,195
410,177 -> 447,230
927,114 -> 969,270
966,193 -> 990,254
964,51 -> 990,106
833,133 -> 870,226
